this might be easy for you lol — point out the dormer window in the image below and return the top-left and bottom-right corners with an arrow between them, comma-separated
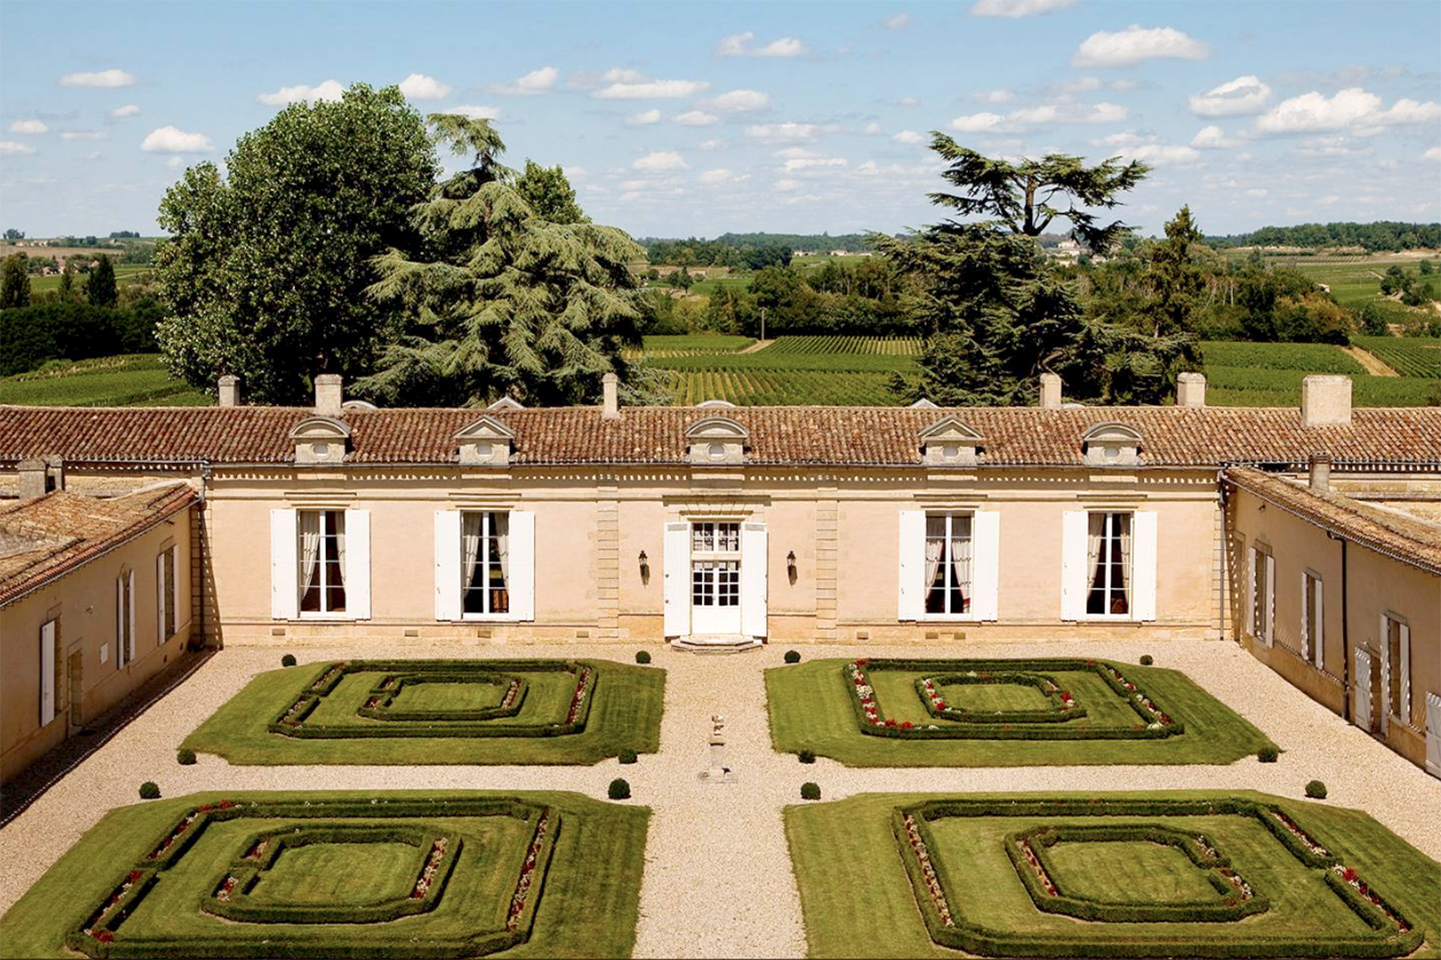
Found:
686,416 -> 748,465
919,417 -> 983,466
290,416 -> 351,465
1081,423 -> 1143,467
454,415 -> 515,466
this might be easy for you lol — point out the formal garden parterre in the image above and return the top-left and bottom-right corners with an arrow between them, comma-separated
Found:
183,659 -> 664,765
768,658 -> 1275,765
0,790 -> 648,960
788,791 -> 1441,960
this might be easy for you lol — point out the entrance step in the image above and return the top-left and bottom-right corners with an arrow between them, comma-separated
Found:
670,635 -> 764,655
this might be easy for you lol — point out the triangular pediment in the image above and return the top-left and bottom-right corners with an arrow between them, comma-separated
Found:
919,416 -> 984,443
454,415 -> 516,442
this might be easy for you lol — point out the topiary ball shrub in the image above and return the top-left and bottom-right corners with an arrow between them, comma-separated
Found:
784,650 -> 802,664
635,650 -> 651,665
281,654 -> 297,667
1258,745 -> 1279,763
1305,780 -> 1328,799
176,748 -> 197,766
618,748 -> 638,765
139,781 -> 161,800
1139,654 -> 1154,666
608,778 -> 631,801
798,748 -> 816,764
800,781 -> 821,801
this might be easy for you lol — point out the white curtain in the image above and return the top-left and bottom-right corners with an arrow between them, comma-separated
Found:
924,535 -> 943,598
494,512 -> 510,583
298,512 -> 322,596
952,519 -> 972,608
1086,513 -> 1104,589
333,512 -> 347,587
462,513 -> 483,592
1117,514 -> 1132,603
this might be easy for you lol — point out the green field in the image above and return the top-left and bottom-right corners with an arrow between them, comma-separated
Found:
787,791 -> 1440,959
1198,340 -> 1439,407
0,355 -> 211,406
27,263 -> 151,294
1279,256 -> 1439,327
1353,336 -> 1441,379
767,658 -> 1275,766
183,659 -> 665,765
0,790 -> 648,960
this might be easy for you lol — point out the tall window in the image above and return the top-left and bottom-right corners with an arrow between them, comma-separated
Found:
691,521 -> 740,609
1250,546 -> 1272,643
1085,512 -> 1132,616
115,570 -> 134,667
462,511 -> 510,615
925,513 -> 972,616
299,510 -> 347,614
160,545 -> 178,639
1301,572 -> 1322,665
1386,616 -> 1408,720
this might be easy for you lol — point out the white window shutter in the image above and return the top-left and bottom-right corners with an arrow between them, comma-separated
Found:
1313,581 -> 1324,669
434,511 -> 462,621
1380,616 -> 1391,733
1354,648 -> 1372,731
345,510 -> 371,620
1400,624 -> 1411,725
270,509 -> 299,620
663,521 -> 690,638
740,521 -> 768,639
970,512 -> 1001,622
40,621 -> 55,726
897,510 -> 926,621
508,511 -> 536,622
1425,692 -> 1441,777
115,576 -> 124,667
156,552 -> 166,645
1300,572 -> 1310,660
1131,511 -> 1158,622
1060,511 -> 1087,621
126,570 -> 135,664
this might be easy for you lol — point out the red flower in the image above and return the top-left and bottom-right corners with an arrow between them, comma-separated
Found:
885,718 -> 897,727
96,931 -> 115,944
128,870 -> 142,884
218,800 -> 235,810
1343,867 -> 1358,882
900,721 -> 914,730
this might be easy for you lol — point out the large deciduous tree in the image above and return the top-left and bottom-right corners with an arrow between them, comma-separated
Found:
1,254 -> 30,309
152,84 -> 438,403
85,255 -> 118,307
352,116 -> 648,407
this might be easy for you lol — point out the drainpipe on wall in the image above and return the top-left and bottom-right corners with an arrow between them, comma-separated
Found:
1329,530 -> 1350,722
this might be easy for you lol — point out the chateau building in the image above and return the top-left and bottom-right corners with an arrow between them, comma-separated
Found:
1,370 -> 1438,781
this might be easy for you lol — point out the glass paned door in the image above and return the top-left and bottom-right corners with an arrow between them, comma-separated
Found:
691,521 -> 742,634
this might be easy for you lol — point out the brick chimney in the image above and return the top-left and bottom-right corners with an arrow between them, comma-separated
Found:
1301,375 -> 1352,428
1176,372 -> 1206,408
1309,452 -> 1331,493
602,372 -> 620,420
1039,373 -> 1062,410
218,374 -> 241,407
314,374 -> 343,418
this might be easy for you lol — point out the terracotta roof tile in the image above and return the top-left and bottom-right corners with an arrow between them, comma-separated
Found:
0,403 -> 1437,469
1224,467 -> 1441,575
0,483 -> 197,605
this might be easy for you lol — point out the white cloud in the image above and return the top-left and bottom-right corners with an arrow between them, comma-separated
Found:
698,168 -> 734,185
774,147 -> 815,159
1246,188 -> 1268,198
745,122 -> 825,142
716,31 -> 808,58
675,110 -> 719,127
884,12 -> 910,29
971,0 -> 1076,17
949,112 -> 1006,133
398,73 -> 453,100
774,178 -> 801,191
1425,146 -> 1441,161
892,129 -> 926,144
85,151 -> 104,161
167,156 -> 186,170
140,125 -> 214,153
9,120 -> 48,134
594,78 -> 710,100
59,130 -> 108,141
633,151 -> 689,172
603,68 -> 646,83
59,68 -> 135,88
1189,75 -> 1272,117
492,66 -> 558,96
1105,133 -> 1199,165
710,89 -> 770,112
257,80 -> 344,106
975,88 -> 1015,104
896,96 -> 921,107
0,141 -> 37,156
626,109 -> 662,126
864,122 -> 883,135
784,157 -> 847,171
949,101 -> 1124,132
448,104 -> 502,120
699,138 -> 729,150
110,104 -> 141,119
1190,124 -> 1238,148
1255,87 -> 1441,134
1319,194 -> 1341,206
1072,25 -> 1210,68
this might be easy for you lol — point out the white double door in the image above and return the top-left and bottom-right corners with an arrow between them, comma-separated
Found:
664,519 -> 767,640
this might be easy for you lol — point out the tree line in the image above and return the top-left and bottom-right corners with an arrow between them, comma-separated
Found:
1206,221 -> 1441,253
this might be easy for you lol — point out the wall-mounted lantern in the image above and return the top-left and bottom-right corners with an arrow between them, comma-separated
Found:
639,550 -> 650,585
787,550 -> 798,585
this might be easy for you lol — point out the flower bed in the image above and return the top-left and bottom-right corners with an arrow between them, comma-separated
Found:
64,796 -> 560,960
847,658 -> 1184,741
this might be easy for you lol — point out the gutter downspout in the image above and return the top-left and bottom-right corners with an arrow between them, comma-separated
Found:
1328,530 -> 1350,722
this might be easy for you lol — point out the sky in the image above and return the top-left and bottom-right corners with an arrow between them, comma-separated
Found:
2,0 -> 1439,240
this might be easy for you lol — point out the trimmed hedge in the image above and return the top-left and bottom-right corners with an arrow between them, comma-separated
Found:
798,748 -> 816,764
1258,745 -> 1279,763
355,673 -> 528,723
1306,780 -> 1328,799
138,781 -> 160,800
916,672 -> 1086,724
784,650 -> 802,664
890,796 -> 1423,959
618,749 -> 638,765
176,748 -> 197,766
281,654 -> 297,667
634,651 -> 651,665
800,782 -> 822,801
608,779 -> 631,801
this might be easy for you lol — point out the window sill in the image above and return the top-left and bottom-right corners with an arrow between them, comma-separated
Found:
459,614 -> 519,623
297,614 -> 360,622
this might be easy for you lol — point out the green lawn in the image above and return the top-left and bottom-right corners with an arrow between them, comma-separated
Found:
0,354 -> 211,407
183,659 -> 665,765
787,791 -> 1441,959
767,658 -> 1276,766
0,790 -> 649,960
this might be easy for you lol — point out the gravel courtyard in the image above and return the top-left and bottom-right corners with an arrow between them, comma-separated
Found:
2,638 -> 1439,959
